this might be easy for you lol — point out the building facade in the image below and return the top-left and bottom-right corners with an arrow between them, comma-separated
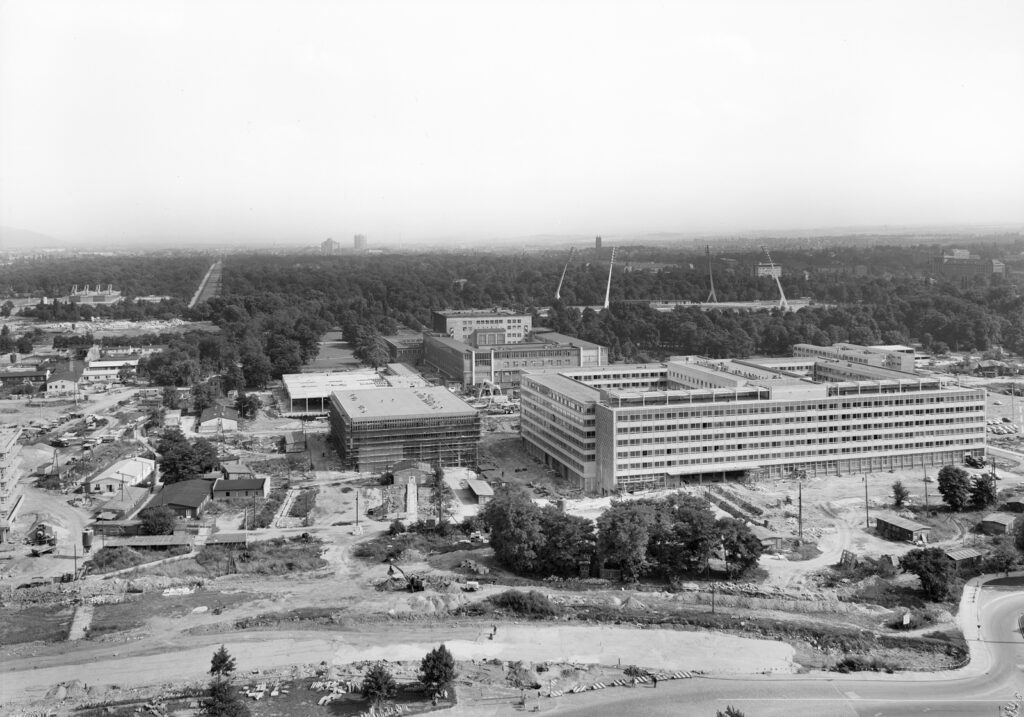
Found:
0,427 -> 24,542
329,387 -> 480,472
423,330 -> 607,390
520,348 -> 987,494
430,309 -> 532,344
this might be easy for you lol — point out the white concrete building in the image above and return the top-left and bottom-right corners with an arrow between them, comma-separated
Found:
520,347 -> 987,494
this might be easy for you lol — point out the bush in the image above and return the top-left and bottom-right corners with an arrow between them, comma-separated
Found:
832,655 -> 897,673
389,519 -> 407,535
488,589 -> 561,617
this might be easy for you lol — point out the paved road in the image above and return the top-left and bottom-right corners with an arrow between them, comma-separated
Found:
475,580 -> 1024,717
3,578 -> 1023,715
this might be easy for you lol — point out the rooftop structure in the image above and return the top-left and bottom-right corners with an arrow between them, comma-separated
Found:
422,329 -> 608,390
329,386 -> 480,472
282,368 -> 429,415
520,345 -> 986,494
87,457 -> 157,494
430,309 -> 531,344
794,343 -> 916,373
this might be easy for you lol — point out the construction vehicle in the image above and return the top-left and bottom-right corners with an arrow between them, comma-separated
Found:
30,522 -> 57,547
387,561 -> 425,592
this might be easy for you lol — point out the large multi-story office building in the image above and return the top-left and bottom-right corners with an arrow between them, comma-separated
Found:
793,343 -> 915,372
328,386 -> 480,472
520,347 -> 987,494
423,329 -> 607,390
430,309 -> 532,344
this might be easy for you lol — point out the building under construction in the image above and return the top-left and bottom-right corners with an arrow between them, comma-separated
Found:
328,386 -> 480,472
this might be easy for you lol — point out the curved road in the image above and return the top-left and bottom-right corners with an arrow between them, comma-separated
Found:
2,578 -> 1023,716
533,577 -> 1024,717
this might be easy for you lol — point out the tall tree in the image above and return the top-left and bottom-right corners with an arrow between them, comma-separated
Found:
892,480 -> 910,508
481,484 -> 543,573
139,506 -> 176,536
361,662 -> 397,707
901,547 -> 956,601
431,468 -> 456,525
937,465 -> 972,512
418,644 -> 457,701
596,501 -> 655,581
970,474 -> 998,510
717,517 -> 764,578
210,645 -> 237,680
535,506 -> 596,577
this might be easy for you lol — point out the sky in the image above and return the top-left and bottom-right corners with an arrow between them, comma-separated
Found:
1,0 -> 1022,246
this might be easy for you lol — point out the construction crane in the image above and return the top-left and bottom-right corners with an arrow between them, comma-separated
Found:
705,245 -> 718,304
602,247 -> 617,310
760,246 -> 789,311
554,247 -> 575,300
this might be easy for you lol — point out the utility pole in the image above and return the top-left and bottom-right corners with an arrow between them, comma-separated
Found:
923,465 -> 929,508
864,474 -> 870,528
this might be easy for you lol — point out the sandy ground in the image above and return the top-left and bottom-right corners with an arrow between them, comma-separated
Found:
0,621 -> 794,707
329,624 -> 794,674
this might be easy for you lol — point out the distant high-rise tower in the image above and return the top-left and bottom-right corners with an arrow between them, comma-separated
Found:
321,238 -> 340,255
354,234 -> 367,252
595,235 -> 602,250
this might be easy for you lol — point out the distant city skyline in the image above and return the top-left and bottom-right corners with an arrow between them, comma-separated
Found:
2,0 -> 1022,246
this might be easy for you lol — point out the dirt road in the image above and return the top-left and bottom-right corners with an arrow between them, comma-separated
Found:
0,622 -> 795,708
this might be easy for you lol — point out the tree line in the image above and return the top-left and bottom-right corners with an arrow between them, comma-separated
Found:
481,485 -> 763,582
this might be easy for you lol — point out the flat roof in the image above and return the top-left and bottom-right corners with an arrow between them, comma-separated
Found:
104,534 -> 194,548
332,386 -> 478,420
434,309 -> 529,318
284,370 -> 388,400
532,330 -> 605,351
816,360 -> 918,380
466,478 -> 494,497
521,371 -> 601,405
206,532 -> 249,545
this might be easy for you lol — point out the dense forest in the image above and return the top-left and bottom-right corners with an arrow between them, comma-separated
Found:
3,240 -> 1022,388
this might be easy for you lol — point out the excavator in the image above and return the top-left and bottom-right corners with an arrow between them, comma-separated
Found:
387,560 -> 425,592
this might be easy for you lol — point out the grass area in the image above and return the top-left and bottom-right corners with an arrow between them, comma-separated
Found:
0,605 -> 74,644
353,527 -> 466,563
89,589 -> 256,637
289,487 -> 318,518
89,545 -> 191,574
256,484 -> 289,528
194,535 -> 327,576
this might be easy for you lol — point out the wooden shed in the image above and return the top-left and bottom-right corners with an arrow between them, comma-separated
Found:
875,515 -> 931,543
980,512 -> 1017,535
944,546 -> 985,574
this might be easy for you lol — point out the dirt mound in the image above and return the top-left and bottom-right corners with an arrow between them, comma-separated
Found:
45,679 -> 91,702
621,596 -> 648,610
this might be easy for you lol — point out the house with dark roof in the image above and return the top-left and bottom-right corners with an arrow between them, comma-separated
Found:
944,546 -> 985,574
282,431 -> 307,453
980,512 -> 1017,535
197,405 -> 239,433
211,477 -> 268,500
220,460 -> 254,480
875,515 -> 931,543
45,361 -> 85,397
149,480 -> 211,519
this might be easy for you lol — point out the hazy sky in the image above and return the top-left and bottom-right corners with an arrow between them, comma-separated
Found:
1,0 -> 1022,245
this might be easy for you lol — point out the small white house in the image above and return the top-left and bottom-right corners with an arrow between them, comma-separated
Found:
89,457 -> 157,494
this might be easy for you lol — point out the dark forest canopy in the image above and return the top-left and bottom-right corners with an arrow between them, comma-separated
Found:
3,241 -> 1023,385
